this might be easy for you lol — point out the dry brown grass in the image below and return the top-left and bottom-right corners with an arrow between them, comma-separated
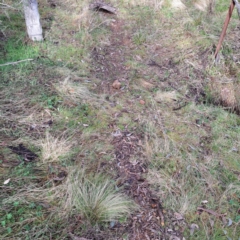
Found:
54,78 -> 106,108
209,77 -> 240,111
38,132 -> 73,163
194,0 -> 215,11
140,98 -> 171,162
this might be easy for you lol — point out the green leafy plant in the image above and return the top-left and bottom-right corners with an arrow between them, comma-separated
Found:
133,31 -> 147,45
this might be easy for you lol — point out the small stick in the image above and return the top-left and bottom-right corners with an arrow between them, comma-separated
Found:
214,1 -> 235,60
197,207 -> 226,218
0,59 -> 33,67
157,202 -> 165,226
0,3 -> 17,10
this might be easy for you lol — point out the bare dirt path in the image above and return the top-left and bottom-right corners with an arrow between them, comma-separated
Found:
91,16 -> 185,240
113,130 -> 185,240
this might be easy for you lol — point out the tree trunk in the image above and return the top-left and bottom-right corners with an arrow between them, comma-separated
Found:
23,0 -> 43,41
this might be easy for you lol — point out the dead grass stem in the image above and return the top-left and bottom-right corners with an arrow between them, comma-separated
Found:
38,132 -> 72,163
55,78 -> 106,108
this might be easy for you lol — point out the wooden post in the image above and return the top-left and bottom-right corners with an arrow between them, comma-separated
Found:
214,0 -> 235,59
23,0 -> 43,41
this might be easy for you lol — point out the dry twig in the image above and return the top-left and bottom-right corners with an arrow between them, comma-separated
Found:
0,59 -> 34,67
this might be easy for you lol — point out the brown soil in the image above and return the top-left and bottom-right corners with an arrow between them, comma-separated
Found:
113,130 -> 185,239
91,18 -> 131,94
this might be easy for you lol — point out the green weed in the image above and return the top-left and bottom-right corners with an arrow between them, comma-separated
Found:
0,38 -> 40,65
133,30 -> 147,45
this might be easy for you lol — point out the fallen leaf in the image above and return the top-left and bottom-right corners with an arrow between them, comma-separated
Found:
209,219 -> 214,227
110,221 -> 115,228
112,80 -> 121,89
227,218 -> 233,227
190,223 -> 199,235
4,178 -> 11,185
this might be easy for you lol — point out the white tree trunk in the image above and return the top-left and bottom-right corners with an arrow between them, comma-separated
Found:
170,0 -> 186,10
23,0 -> 43,41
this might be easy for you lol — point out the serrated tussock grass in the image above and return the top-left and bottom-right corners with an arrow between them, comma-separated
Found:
63,169 -> 136,226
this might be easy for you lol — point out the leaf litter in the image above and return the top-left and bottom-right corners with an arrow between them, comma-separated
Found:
113,130 -> 186,239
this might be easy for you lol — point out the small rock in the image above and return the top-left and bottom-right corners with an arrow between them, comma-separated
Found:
112,80 -> 121,89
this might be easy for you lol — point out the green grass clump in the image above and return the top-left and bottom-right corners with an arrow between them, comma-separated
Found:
0,38 -> 40,65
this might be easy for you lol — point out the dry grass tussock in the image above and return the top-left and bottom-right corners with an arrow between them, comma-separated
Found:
2,168 -> 135,227
147,155 -> 215,214
63,169 -> 136,225
53,4 -> 92,31
209,77 -> 240,111
0,97 -> 49,138
57,0 -> 185,12
140,97 -> 174,162
146,133 -> 239,220
143,100 -> 238,218
194,0 -> 215,12
38,131 -> 72,163
55,77 -> 106,108
57,0 -> 89,11
18,109 -> 53,127
0,97 -> 43,122
56,0 -> 112,31
121,0 -> 187,10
